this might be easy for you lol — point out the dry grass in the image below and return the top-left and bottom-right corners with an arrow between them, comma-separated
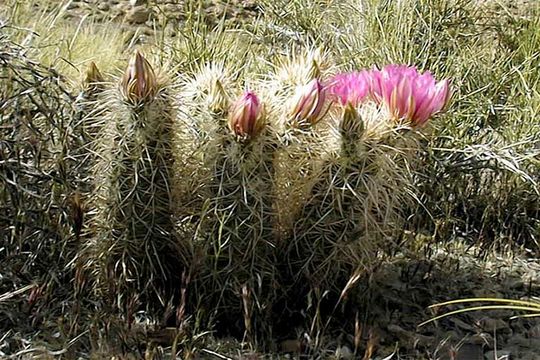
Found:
0,0 -> 539,358
1,0 -> 126,81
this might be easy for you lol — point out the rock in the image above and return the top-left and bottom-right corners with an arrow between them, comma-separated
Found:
527,324 -> 540,338
335,345 -> 354,359
281,339 -> 302,353
505,278 -> 525,290
114,3 -> 129,14
457,344 -> 484,360
519,353 -> 540,360
484,350 -> 511,359
507,335 -> 540,350
130,0 -> 147,6
477,318 -> 509,332
97,3 -> 109,11
126,6 -> 150,24
386,324 -> 433,348
163,3 -> 181,15
468,333 -> 494,348
66,1 -> 79,10
450,317 -> 475,331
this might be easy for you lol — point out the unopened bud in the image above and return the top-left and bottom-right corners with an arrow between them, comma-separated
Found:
208,79 -> 229,114
228,91 -> 265,141
307,58 -> 321,79
290,78 -> 326,126
341,102 -> 364,142
120,51 -> 157,104
84,61 -> 104,88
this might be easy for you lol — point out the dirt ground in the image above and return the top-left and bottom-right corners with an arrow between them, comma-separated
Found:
1,1 -> 539,359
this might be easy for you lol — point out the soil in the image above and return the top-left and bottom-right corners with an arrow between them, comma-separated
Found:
360,246 -> 540,359
178,244 -> 540,359
1,1 -> 539,359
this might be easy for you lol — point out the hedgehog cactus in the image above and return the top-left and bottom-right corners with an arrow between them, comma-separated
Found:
76,61 -> 106,141
120,51 -> 157,104
285,65 -> 451,320
370,64 -> 451,127
173,65 -> 278,344
172,63 -> 233,235
202,89 -> 278,345
91,51 -> 180,315
82,61 -> 105,99
266,50 -> 335,243
71,61 -> 108,201
283,102 -> 378,309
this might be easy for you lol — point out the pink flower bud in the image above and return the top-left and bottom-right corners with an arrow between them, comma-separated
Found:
228,91 -> 265,141
290,79 -> 326,125
120,51 -> 157,104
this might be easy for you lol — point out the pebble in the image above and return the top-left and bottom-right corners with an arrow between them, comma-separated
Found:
126,6 -> 150,24
478,317 -> 510,332
468,333 -> 494,348
335,345 -> 354,359
66,2 -> 79,10
484,349 -> 511,359
97,3 -> 110,11
456,344 -> 483,360
507,335 -> 540,349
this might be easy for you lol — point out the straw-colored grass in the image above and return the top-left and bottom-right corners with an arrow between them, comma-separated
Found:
0,0 -> 539,358
1,0 -> 126,82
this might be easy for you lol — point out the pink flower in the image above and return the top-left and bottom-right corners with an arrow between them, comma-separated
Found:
290,79 -> 327,125
326,70 -> 372,106
228,91 -> 265,140
371,64 -> 451,127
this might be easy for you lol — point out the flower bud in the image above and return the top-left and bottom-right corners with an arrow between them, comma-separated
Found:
290,79 -> 326,126
339,102 -> 365,158
84,61 -> 104,88
208,79 -> 229,114
120,51 -> 157,104
307,58 -> 321,79
341,102 -> 364,141
228,91 -> 265,141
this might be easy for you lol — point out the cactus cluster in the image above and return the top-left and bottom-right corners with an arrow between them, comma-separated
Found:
84,49 -> 450,343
